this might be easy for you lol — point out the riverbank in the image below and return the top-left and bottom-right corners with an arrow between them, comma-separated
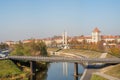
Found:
0,60 -> 29,80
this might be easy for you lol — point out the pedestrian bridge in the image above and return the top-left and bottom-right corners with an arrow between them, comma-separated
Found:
7,56 -> 120,63
1,55 -> 120,79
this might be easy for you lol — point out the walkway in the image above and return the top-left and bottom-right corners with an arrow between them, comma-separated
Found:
100,53 -> 108,58
81,68 -> 97,80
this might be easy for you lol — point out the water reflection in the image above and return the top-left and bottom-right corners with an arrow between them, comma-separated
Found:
30,62 -> 84,80
63,62 -> 68,77
29,74 -> 36,80
29,62 -> 49,80
29,68 -> 48,80
74,76 -> 79,80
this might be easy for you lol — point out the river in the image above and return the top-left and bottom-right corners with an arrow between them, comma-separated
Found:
30,62 -> 84,80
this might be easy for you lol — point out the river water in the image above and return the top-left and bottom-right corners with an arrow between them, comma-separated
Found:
30,62 -> 84,80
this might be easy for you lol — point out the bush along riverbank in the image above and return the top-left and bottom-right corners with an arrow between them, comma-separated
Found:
0,60 -> 29,79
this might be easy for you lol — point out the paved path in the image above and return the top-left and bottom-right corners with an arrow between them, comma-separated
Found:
94,72 -> 120,80
95,53 -> 108,66
100,53 -> 108,58
81,69 -> 97,80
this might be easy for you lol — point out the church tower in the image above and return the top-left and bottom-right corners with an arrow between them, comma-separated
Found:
62,31 -> 67,45
62,31 -> 69,49
92,27 -> 101,43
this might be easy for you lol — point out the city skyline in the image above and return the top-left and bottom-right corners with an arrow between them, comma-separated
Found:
0,0 -> 120,42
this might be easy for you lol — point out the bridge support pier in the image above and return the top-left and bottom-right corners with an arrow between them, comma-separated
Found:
74,63 -> 78,80
30,61 -> 36,74
74,63 -> 78,76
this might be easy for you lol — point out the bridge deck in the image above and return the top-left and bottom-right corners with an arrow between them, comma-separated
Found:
7,56 -> 120,63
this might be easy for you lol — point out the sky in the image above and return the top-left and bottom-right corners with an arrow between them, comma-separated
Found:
0,0 -> 120,42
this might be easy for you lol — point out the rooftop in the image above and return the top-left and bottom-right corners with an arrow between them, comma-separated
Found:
93,27 -> 100,33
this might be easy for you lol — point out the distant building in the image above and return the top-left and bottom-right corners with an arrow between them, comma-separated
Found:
5,27 -> 120,46
74,27 -> 120,44
92,27 -> 101,43
22,39 -> 41,44
53,36 -> 63,44
22,40 -> 32,44
43,38 -> 52,45
5,41 -> 15,46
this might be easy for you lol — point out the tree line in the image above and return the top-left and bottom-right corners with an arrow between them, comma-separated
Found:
10,40 -> 48,56
68,39 -> 120,57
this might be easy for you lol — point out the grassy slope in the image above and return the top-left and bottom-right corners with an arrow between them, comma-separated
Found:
104,64 -> 120,79
91,74 -> 108,80
59,49 -> 102,58
0,60 -> 22,77
47,48 -> 59,52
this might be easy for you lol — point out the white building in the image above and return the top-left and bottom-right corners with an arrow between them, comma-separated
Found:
92,27 -> 101,43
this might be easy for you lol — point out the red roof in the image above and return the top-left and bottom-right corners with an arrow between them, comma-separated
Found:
72,36 -> 91,39
101,35 -> 120,39
85,36 -> 92,39
93,27 -> 100,33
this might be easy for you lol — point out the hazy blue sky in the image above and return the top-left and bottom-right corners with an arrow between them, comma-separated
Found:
0,0 -> 120,42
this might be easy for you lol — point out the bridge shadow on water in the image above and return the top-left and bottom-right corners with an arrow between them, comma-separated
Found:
28,63 -> 49,80
29,74 -> 36,80
86,63 -> 118,69
29,71 -> 48,80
